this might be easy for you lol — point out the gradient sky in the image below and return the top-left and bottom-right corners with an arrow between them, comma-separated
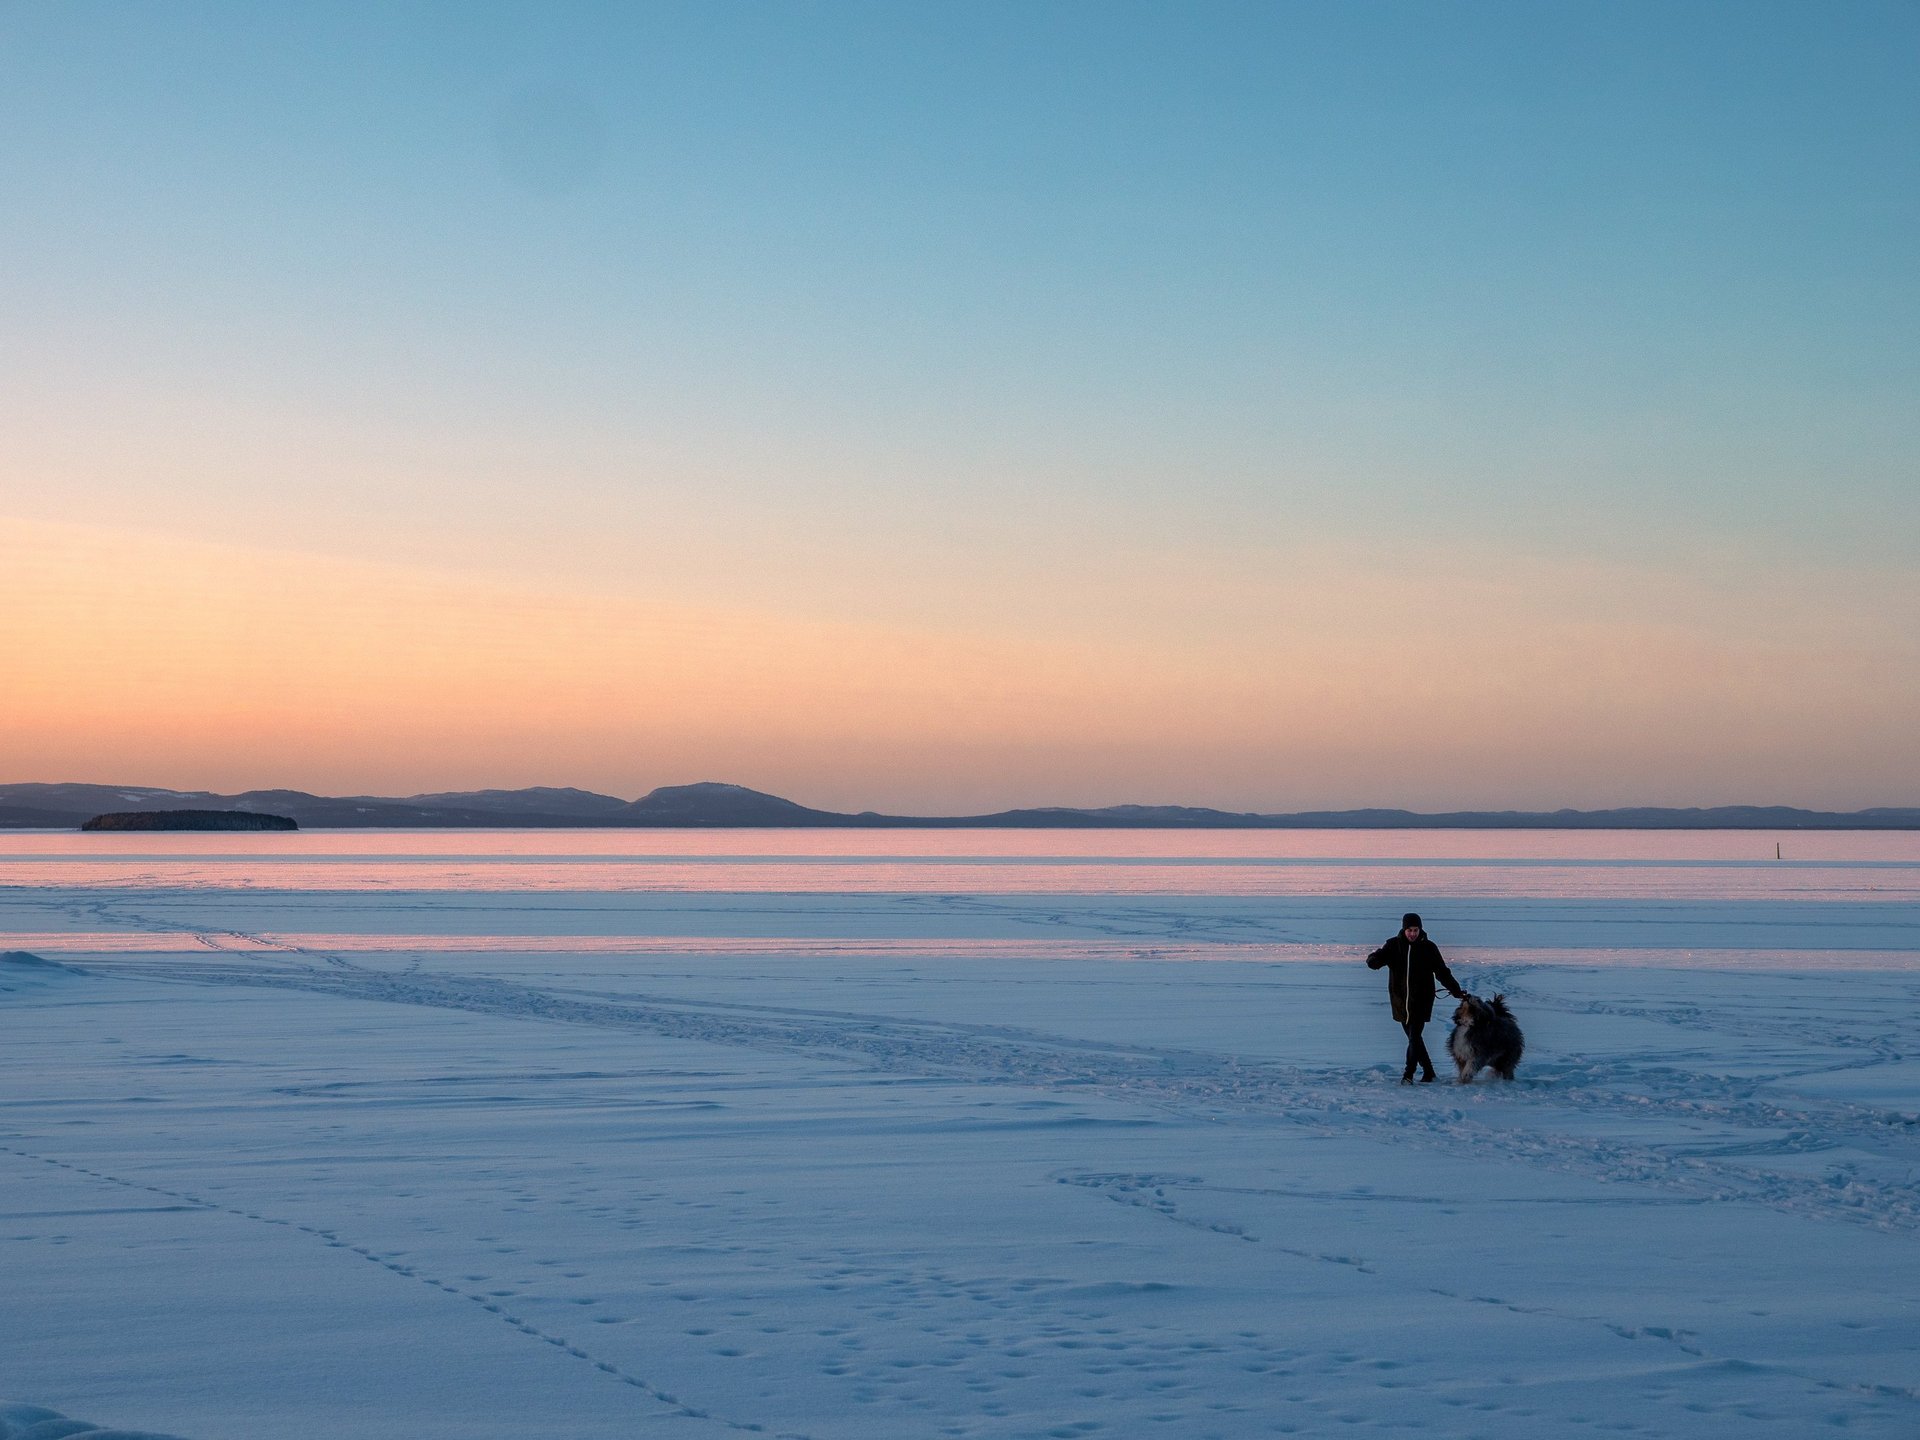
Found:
4,1 -> 1916,811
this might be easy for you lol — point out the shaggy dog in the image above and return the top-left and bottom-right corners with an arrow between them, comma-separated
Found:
1448,993 -> 1525,1083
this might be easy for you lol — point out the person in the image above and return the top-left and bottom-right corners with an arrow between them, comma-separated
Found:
1366,912 -> 1465,1084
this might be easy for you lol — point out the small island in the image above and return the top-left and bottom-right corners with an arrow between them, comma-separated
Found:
80,809 -> 299,832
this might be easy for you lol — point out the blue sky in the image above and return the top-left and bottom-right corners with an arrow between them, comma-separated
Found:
3,2 -> 1916,807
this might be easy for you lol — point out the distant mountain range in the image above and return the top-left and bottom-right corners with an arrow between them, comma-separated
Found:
3,780 -> 1917,830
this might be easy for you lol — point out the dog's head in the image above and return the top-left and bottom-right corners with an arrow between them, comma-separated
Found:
1454,994 -> 1493,1028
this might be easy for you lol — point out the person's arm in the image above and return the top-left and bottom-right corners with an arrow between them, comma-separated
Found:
1430,945 -> 1465,998
1366,940 -> 1392,969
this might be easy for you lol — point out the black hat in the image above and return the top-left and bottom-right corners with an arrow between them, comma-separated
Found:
1402,912 -> 1423,931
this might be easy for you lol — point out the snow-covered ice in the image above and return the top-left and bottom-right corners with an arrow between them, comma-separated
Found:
2,829 -> 1917,1438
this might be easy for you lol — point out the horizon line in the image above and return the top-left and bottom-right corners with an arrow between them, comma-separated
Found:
5,779 -> 1917,823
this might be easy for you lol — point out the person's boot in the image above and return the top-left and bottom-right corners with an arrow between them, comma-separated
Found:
1419,1070 -> 1437,1083
1400,1068 -> 1416,1085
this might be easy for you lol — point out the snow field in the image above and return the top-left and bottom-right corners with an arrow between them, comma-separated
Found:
2,838 -> 1918,1438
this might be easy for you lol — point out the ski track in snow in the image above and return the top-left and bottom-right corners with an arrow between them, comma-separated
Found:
0,1152 -> 802,1440
0,1135 -> 807,1440
47,893 -> 1920,1238
1054,1172 -> 1920,1406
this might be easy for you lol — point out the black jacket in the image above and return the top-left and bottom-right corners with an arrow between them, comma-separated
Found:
1366,930 -> 1464,1026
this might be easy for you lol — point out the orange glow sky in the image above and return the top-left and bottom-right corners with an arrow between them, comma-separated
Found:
6,517 -> 1913,811
4,6 -> 1917,811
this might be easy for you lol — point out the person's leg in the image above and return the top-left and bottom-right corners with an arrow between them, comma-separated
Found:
1404,1021 -> 1436,1081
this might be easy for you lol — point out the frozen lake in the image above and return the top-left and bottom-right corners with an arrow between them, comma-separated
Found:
3,829 -> 1918,1438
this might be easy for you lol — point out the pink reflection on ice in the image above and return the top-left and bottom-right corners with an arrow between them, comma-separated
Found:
2,828 -> 1918,899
